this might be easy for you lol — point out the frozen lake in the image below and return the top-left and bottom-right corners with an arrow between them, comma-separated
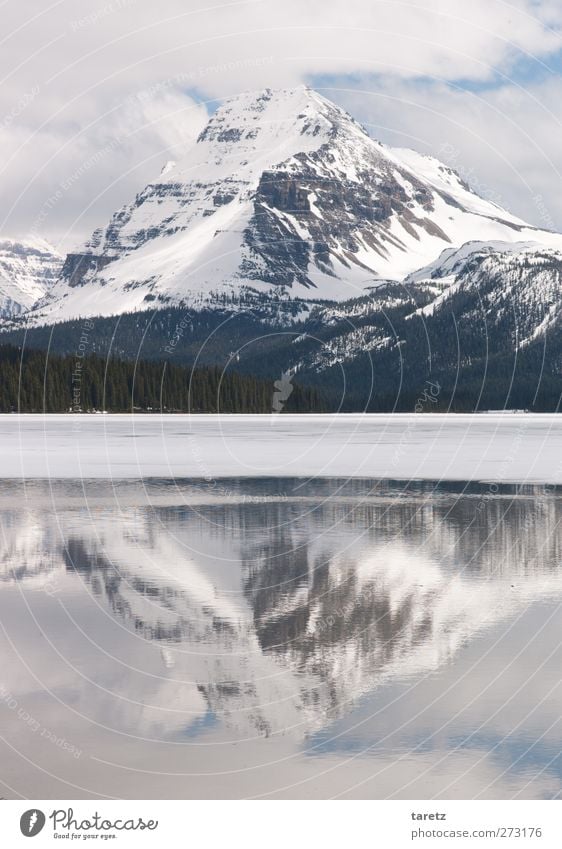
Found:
1,413 -> 562,482
3,414 -> 562,797
1,477 -> 562,799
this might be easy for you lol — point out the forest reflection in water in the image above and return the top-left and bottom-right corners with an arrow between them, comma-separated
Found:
1,477 -> 561,799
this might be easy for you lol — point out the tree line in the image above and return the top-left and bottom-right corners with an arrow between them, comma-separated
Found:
0,345 -> 327,413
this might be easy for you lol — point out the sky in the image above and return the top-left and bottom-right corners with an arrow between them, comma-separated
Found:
1,0 -> 562,253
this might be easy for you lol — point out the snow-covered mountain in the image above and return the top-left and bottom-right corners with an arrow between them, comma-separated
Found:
22,85 -> 562,326
0,238 -> 62,319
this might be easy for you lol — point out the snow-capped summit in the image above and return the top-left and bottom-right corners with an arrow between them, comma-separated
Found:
22,86 -> 562,324
0,237 -> 62,319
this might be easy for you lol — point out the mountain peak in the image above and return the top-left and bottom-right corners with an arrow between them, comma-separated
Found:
213,84 -> 331,116
193,84 -> 367,157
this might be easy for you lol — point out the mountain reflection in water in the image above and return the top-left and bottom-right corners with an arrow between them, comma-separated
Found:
1,478 -> 561,799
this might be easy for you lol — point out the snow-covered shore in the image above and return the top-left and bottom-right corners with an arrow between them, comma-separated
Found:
1,413 -> 561,482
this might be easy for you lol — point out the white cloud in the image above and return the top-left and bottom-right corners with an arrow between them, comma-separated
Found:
0,0 -> 561,248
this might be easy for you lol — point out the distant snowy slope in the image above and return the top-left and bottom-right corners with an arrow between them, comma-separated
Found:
22,85 -> 562,326
0,238 -> 62,319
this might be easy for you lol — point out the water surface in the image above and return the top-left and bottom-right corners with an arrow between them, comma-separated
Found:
1,477 -> 561,799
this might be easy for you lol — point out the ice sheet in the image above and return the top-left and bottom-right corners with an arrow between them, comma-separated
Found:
1,413 -> 561,482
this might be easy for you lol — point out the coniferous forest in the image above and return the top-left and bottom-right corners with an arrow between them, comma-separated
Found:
0,345 -> 327,414
2,298 -> 561,412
